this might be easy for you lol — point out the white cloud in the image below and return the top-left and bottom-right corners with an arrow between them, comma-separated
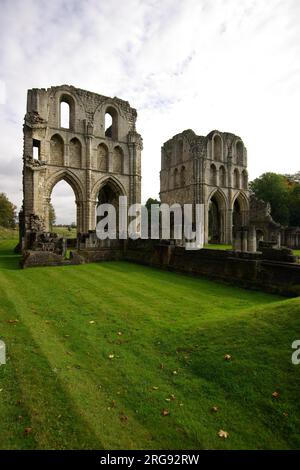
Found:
0,0 -> 299,223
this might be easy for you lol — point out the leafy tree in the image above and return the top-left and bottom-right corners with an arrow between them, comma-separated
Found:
145,197 -> 160,212
0,192 -> 16,228
49,204 -> 56,229
249,173 -> 290,225
289,184 -> 300,226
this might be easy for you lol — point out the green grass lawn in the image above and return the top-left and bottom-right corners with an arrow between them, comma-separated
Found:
52,226 -> 77,238
204,244 -> 232,250
1,239 -> 300,450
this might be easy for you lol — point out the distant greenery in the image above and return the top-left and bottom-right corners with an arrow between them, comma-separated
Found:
250,172 -> 300,226
53,226 -> 77,238
0,226 -> 18,240
205,244 -> 232,250
49,204 -> 56,230
1,239 -> 300,449
0,193 -> 16,228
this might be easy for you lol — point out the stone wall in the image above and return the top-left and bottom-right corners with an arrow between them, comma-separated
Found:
124,240 -> 300,297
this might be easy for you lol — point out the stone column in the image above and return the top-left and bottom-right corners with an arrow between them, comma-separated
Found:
247,225 -> 257,252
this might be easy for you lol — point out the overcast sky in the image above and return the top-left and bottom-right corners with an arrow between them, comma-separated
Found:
0,0 -> 299,224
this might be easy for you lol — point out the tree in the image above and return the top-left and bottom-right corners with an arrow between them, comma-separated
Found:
249,173 -> 290,226
289,184 -> 300,227
0,193 -> 16,228
49,204 -> 56,229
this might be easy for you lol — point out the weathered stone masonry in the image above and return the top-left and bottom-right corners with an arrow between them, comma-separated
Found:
20,85 -> 142,249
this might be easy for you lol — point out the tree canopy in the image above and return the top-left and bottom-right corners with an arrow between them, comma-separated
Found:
249,172 -> 300,226
0,193 -> 16,228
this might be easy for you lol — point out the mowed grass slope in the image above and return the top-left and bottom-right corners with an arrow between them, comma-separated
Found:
0,239 -> 300,450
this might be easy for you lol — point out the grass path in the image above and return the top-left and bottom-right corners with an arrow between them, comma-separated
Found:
0,239 -> 300,449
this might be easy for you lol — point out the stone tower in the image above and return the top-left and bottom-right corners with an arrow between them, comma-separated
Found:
160,129 -> 249,245
20,85 -> 142,248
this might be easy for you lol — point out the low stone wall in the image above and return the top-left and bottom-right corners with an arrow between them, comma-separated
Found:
124,240 -> 300,297
21,240 -> 300,297
22,250 -> 85,268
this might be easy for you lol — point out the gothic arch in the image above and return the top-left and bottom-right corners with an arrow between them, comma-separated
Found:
45,169 -> 85,203
50,133 -> 64,165
44,169 -> 85,233
231,190 -> 249,212
91,175 -> 127,203
207,188 -> 228,244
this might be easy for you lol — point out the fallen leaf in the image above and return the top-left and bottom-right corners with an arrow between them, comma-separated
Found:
7,319 -> 19,324
89,320 -> 95,324
165,398 -> 171,402
218,429 -> 229,439
283,411 -> 288,417
117,331 -> 122,336
162,409 -> 170,416
24,427 -> 32,435
170,394 -> 176,401
211,406 -> 219,413
152,386 -> 159,390
108,354 -> 114,359
272,391 -> 280,398
119,412 -> 128,423
224,354 -> 232,361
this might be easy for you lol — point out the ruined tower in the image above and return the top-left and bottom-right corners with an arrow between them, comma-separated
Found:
160,129 -> 249,245
20,85 -> 142,248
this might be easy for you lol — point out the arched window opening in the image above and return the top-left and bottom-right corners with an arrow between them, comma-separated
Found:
112,146 -> 123,173
33,139 -> 40,159
210,164 -> 217,186
97,143 -> 109,171
236,141 -> 244,165
256,229 -> 264,249
105,107 -> 118,140
177,140 -> 183,163
174,168 -> 179,188
232,198 -> 242,238
180,166 -> 186,187
234,168 -> 240,189
96,182 -> 122,234
219,166 -> 226,187
69,138 -> 81,168
60,101 -> 70,129
50,134 -> 64,166
242,170 -> 248,189
213,135 -> 222,161
50,180 -> 77,237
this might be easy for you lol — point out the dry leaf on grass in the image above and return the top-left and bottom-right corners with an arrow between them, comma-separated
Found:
218,429 -> 229,439
24,427 -> 32,435
162,409 -> 170,417
7,319 -> 19,324
119,412 -> 128,423
211,406 -> 219,413
272,391 -> 280,398
224,354 -> 232,361
108,354 -> 114,359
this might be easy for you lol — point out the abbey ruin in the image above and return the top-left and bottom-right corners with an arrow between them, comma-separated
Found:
18,85 -> 300,296
20,85 -> 142,250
